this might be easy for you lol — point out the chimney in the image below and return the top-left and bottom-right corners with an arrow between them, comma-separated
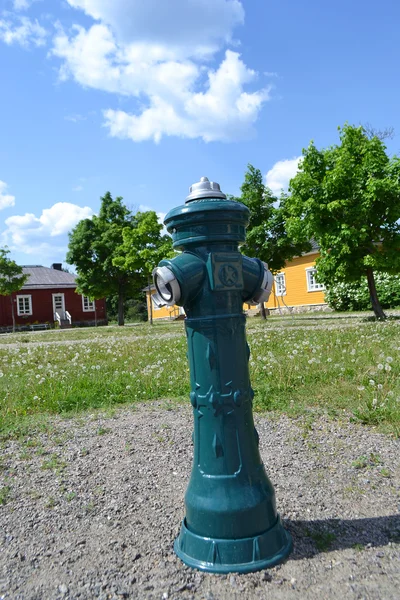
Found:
51,263 -> 62,271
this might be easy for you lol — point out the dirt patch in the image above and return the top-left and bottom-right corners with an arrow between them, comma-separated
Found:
1,403 -> 399,599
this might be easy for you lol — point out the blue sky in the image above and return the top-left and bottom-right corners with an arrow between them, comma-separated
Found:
1,0 -> 399,267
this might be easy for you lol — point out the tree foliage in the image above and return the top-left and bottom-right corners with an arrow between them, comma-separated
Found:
236,164 -> 311,272
67,192 -> 172,325
113,210 -> 174,324
0,248 -> 28,332
231,164 -> 311,318
284,124 -> 400,319
114,210 -> 173,277
106,295 -> 148,323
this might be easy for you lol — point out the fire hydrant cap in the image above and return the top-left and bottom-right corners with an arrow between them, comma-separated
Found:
185,176 -> 227,203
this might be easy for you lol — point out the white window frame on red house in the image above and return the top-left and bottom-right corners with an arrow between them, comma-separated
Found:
306,267 -> 325,292
17,295 -> 32,316
82,296 -> 95,312
274,273 -> 286,296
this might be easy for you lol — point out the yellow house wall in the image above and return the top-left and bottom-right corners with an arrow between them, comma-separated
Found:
146,252 -> 326,320
266,252 -> 325,309
146,291 -> 177,320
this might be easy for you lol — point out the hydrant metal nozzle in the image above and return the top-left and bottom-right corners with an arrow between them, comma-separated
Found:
154,177 -> 292,573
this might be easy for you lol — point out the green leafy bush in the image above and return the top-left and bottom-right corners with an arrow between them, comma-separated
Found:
325,273 -> 400,311
106,295 -> 148,323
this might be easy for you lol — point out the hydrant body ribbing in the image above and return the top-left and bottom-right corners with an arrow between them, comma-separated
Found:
153,178 -> 292,573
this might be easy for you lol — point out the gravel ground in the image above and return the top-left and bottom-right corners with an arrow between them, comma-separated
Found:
1,402 -> 399,600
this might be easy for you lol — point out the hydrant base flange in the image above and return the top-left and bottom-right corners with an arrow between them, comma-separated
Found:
174,515 -> 292,574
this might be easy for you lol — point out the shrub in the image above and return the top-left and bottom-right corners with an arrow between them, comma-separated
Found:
106,295 -> 148,323
325,273 -> 400,311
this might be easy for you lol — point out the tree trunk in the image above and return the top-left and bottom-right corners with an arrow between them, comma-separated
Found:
118,290 -> 125,326
366,267 -> 386,319
94,302 -> 98,327
148,274 -> 153,325
104,299 -> 108,325
259,303 -> 267,320
10,294 -> 15,333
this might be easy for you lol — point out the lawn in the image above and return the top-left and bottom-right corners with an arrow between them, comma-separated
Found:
0,315 -> 399,438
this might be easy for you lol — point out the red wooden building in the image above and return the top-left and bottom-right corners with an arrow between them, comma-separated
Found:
0,263 -> 107,331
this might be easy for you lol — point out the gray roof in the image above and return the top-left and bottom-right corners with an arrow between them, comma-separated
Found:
310,239 -> 320,251
21,266 -> 77,289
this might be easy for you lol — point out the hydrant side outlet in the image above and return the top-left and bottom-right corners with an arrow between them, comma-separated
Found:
155,177 -> 292,573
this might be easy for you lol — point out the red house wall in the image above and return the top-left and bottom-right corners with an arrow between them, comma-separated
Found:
0,289 -> 107,327
0,295 -> 13,327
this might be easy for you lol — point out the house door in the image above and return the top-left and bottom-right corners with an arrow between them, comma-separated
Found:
52,293 -> 65,317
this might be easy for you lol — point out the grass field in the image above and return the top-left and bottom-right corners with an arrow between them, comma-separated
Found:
0,314 -> 399,439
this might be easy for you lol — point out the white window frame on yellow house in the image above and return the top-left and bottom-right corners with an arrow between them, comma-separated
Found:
274,273 -> 286,296
151,294 -> 162,311
305,267 -> 325,292
17,294 -> 33,316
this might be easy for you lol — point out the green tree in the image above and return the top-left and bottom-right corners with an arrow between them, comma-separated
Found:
113,210 -> 174,324
233,164 -> 311,317
285,124 -> 400,319
67,193 -> 172,325
0,248 -> 28,332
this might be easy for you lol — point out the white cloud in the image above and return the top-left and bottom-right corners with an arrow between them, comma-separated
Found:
65,113 -> 86,122
13,0 -> 36,10
52,23 -> 201,97
50,0 -> 270,143
0,181 -> 16,210
138,204 -> 152,212
0,15 -> 47,47
2,202 -> 93,256
99,50 -> 269,143
66,0 -> 244,58
72,185 -> 84,192
265,156 -> 302,195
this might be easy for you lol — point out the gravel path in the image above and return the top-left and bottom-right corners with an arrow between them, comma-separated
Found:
1,403 -> 399,600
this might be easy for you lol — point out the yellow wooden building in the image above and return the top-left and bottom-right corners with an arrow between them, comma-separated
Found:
146,246 -> 327,321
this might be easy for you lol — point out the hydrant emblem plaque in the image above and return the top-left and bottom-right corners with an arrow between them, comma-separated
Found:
219,264 -> 238,287
153,176 -> 292,574
209,253 -> 243,291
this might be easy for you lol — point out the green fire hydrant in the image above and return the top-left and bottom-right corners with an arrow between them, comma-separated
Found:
153,177 -> 292,574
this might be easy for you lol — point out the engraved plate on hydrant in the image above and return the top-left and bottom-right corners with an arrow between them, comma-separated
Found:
208,253 -> 244,291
